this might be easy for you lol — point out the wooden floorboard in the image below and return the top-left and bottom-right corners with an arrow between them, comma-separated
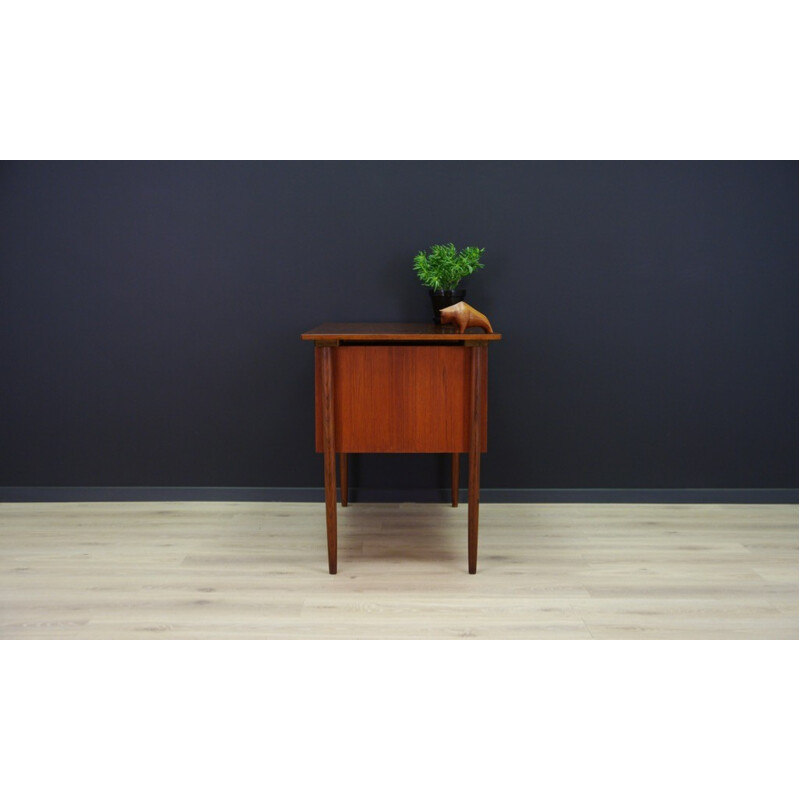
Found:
1,502 -> 797,639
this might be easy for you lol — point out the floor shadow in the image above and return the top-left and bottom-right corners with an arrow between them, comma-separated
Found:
337,502 -> 465,565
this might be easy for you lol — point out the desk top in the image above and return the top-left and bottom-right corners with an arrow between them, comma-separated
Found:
301,322 -> 502,342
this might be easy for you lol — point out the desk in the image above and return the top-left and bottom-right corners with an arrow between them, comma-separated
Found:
301,323 -> 501,574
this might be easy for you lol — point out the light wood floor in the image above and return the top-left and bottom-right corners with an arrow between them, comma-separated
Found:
1,501 -> 797,639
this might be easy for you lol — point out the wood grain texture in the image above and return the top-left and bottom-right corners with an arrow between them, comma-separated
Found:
302,322 -> 501,342
1,502 -> 796,639
314,345 -> 488,453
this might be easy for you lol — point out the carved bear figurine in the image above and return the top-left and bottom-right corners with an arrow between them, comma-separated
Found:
439,301 -> 493,333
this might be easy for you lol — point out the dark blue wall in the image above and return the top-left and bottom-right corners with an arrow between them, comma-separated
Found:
1,161 -> 796,495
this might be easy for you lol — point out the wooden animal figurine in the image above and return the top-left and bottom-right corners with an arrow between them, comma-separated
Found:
439,301 -> 493,333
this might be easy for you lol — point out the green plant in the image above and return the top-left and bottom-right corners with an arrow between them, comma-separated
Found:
412,243 -> 485,292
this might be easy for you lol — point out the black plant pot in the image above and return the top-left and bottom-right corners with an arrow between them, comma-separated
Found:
429,289 -> 466,324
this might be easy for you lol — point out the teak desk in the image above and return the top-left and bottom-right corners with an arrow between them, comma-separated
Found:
301,323 -> 502,574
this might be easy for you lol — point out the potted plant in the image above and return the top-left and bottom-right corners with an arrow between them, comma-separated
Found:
413,243 -> 486,322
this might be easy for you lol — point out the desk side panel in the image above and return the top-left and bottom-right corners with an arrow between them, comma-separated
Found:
314,345 -> 487,453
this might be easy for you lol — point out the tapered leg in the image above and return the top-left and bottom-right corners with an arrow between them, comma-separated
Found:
340,452 -> 348,507
468,346 -> 483,574
451,453 -> 459,507
320,345 -> 337,574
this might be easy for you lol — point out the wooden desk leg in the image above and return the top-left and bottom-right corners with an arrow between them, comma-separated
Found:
340,453 -> 348,507
321,345 -> 337,574
451,453 -> 459,507
468,345 -> 483,574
